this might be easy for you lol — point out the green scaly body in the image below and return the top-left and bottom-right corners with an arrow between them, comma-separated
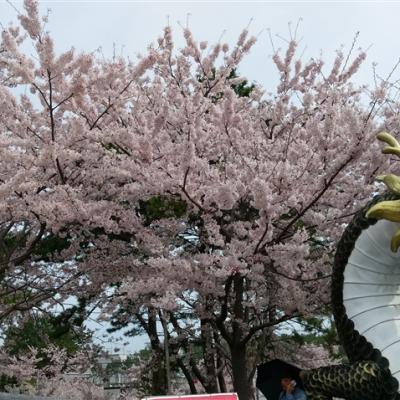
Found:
300,194 -> 399,400
301,361 -> 398,400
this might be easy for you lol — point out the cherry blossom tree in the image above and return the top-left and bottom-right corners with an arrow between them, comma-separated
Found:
0,344 -> 106,399
0,1 -> 394,399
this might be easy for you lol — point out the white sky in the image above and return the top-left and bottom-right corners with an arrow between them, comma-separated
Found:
2,0 -> 400,353
2,1 -> 400,90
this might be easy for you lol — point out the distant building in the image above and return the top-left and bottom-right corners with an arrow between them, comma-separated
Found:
63,354 -> 133,400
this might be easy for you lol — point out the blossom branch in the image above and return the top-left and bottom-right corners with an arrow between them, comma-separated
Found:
270,155 -> 354,246
241,313 -> 300,346
181,167 -> 206,212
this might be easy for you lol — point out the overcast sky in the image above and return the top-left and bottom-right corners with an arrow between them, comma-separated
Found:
2,0 -> 400,354
3,1 -> 400,91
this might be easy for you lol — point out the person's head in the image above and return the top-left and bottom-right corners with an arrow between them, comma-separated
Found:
281,375 -> 295,391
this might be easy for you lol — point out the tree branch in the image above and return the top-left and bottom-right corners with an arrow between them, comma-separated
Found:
241,313 -> 299,346
269,155 -> 353,246
181,167 -> 206,212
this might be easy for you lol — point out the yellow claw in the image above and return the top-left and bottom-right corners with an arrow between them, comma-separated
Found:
391,229 -> 400,252
372,131 -> 400,252
382,146 -> 400,157
377,131 -> 400,148
366,200 -> 400,222
376,174 -> 400,195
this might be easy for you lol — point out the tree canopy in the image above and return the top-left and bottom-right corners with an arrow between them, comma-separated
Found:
0,1 -> 397,399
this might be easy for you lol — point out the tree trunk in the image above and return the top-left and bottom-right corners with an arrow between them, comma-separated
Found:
231,345 -> 254,400
215,332 -> 227,393
177,358 -> 198,394
201,318 -> 219,393
137,308 -> 167,395
160,311 -> 171,394
216,351 -> 227,393
230,277 -> 254,400
168,312 -> 202,394
151,348 -> 167,395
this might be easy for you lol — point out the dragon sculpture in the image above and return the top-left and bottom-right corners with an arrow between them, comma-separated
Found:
300,132 -> 400,400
